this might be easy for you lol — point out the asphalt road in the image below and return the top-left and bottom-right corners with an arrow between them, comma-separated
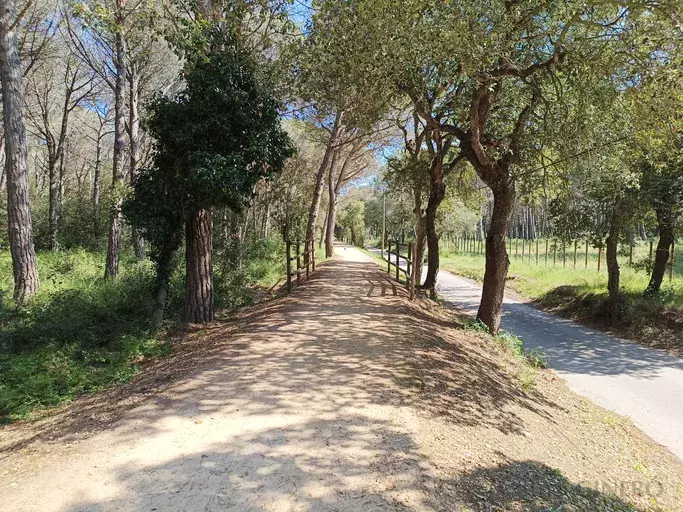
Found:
370,248 -> 683,462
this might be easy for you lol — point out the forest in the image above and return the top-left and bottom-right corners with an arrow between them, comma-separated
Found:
0,0 -> 681,424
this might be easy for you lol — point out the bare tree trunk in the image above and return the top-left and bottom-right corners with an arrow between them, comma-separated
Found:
477,186 -> 515,334
0,0 -> 39,302
306,111 -> 341,242
128,63 -> 145,259
414,188 -> 426,287
185,209 -> 214,323
0,138 -> 6,191
422,157 -> 445,296
48,155 -> 59,250
105,12 -> 126,278
646,208 -> 674,296
92,127 -> 102,245
606,207 -> 621,326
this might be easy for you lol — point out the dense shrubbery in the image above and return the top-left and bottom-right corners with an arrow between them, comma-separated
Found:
0,238 -> 288,421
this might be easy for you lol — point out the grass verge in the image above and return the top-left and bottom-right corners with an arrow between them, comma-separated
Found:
441,251 -> 683,354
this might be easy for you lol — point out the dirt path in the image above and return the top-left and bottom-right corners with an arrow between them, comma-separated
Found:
2,246 -> 683,511
368,247 -> 683,463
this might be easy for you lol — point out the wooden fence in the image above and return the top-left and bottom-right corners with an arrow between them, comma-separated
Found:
447,235 -> 678,279
286,238 -> 316,293
386,240 -> 417,299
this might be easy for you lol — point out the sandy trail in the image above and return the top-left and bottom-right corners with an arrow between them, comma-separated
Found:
2,245 -> 683,512
0,247 -> 432,511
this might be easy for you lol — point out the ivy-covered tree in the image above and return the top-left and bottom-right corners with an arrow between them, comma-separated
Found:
125,27 -> 294,324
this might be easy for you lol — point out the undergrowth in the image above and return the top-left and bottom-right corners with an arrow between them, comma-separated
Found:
0,238 -> 288,423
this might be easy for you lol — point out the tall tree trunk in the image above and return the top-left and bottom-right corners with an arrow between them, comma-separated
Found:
48,155 -> 59,251
128,64 -> 145,259
422,157 -> 446,296
105,13 -> 126,278
477,186 -> 515,334
92,129 -> 102,246
605,201 -> 621,326
414,188 -> 426,287
319,208 -> 328,249
185,209 -> 214,323
0,0 -> 39,302
0,138 -> 6,191
646,208 -> 674,295
306,111 -> 341,243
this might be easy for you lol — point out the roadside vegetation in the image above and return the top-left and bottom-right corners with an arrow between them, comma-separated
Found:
0,240 -> 287,423
442,244 -> 683,352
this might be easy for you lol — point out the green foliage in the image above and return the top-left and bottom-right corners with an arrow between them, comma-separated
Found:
214,237 -> 286,311
0,250 -> 166,421
338,200 -> 366,245
125,27 -> 294,283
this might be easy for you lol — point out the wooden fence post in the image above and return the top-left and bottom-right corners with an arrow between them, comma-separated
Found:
553,242 -> 557,266
585,241 -> 589,268
649,241 -> 653,261
409,243 -> 416,300
522,238 -> 525,260
296,239 -> 301,286
395,244 -> 400,282
573,240 -> 578,268
312,239 -> 316,272
629,243 -> 633,266
670,241 -> 675,282
407,242 -> 413,285
387,241 -> 392,274
515,238 -> 519,259
286,240 -> 292,293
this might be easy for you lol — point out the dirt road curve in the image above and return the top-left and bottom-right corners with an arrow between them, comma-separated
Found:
2,246 -> 683,512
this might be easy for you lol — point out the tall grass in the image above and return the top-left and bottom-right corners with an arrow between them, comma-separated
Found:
0,238 -> 290,422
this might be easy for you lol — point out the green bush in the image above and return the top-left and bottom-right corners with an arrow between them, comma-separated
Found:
0,250 -> 166,422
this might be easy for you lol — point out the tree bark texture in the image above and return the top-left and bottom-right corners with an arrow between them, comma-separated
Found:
128,64 -> 145,259
305,111 -> 341,243
105,12 -> 127,278
0,0 -> 40,302
422,157 -> 446,295
185,209 -> 214,323
413,187 -> 426,287
477,186 -> 515,334
606,211 -> 621,326
646,208 -> 674,295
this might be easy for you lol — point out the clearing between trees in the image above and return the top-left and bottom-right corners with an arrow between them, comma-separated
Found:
1,246 -> 682,512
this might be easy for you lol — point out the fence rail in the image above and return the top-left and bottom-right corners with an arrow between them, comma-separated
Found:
386,240 -> 414,289
286,238 -> 316,293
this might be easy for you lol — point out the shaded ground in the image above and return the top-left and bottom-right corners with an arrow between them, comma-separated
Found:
1,245 -> 682,511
